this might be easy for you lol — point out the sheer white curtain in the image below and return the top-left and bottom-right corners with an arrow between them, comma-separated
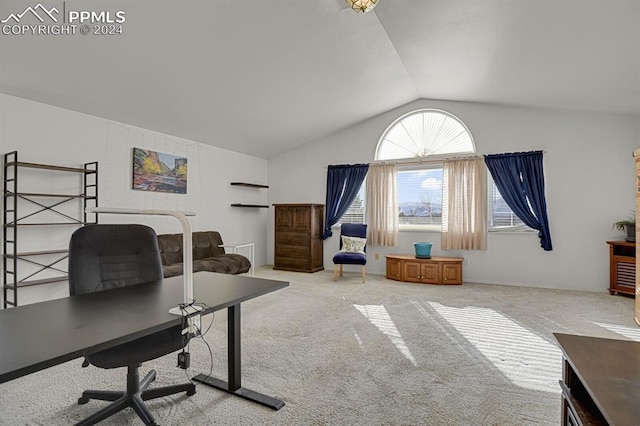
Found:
366,163 -> 399,246
442,157 -> 487,250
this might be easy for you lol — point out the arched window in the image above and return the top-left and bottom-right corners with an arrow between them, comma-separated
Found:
374,109 -> 476,229
372,109 -> 528,231
375,109 -> 475,161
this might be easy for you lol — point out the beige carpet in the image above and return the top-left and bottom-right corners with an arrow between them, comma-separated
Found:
0,267 -> 635,425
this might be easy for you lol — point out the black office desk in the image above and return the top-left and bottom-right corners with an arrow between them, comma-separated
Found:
0,272 -> 288,410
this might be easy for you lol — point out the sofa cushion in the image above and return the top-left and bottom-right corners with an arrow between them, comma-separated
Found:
162,263 -> 185,278
198,254 -> 251,275
157,233 -> 183,266
333,252 -> 367,265
219,254 -> 251,274
164,260 -> 224,277
192,231 -> 226,260
196,258 -> 234,274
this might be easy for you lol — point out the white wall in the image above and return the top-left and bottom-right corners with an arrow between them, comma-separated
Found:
267,99 -> 640,292
0,94 -> 268,306
2,93 -> 637,301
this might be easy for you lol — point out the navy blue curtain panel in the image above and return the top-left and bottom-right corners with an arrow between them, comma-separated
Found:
484,151 -> 553,251
323,163 -> 369,239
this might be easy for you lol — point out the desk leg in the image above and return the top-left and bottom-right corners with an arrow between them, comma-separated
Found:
229,303 -> 241,390
192,304 -> 285,410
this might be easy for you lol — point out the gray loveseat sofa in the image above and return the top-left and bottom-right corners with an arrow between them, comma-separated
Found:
157,231 -> 251,278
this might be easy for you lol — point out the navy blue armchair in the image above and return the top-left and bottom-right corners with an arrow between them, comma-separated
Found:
332,223 -> 367,283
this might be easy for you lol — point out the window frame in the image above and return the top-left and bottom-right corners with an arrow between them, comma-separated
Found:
397,162 -> 443,232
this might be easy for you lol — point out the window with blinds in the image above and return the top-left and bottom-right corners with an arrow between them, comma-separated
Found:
488,177 -> 534,232
339,183 -> 365,224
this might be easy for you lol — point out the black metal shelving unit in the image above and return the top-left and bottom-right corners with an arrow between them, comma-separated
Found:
2,151 -> 98,308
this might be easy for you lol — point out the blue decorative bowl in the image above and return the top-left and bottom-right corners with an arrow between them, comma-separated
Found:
413,242 -> 432,259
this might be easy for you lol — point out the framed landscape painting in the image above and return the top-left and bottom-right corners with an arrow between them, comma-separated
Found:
132,148 -> 187,194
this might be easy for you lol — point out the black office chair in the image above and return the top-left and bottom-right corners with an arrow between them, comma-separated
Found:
68,224 -> 195,426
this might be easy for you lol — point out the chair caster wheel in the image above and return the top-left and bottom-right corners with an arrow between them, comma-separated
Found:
187,386 -> 196,396
78,396 -> 90,405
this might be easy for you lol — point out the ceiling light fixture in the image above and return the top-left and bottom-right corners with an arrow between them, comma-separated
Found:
346,0 -> 378,13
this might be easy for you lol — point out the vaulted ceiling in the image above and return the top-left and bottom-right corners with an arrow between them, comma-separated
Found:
1,0 -> 638,158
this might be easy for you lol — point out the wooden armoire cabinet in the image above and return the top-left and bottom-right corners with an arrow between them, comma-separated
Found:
273,204 -> 324,272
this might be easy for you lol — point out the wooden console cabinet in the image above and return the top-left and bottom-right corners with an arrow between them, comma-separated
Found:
273,203 -> 324,273
606,240 -> 635,296
555,333 -> 640,425
386,254 -> 463,285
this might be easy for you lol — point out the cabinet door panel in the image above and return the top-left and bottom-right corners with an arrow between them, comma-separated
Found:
402,261 -> 422,283
291,207 -> 311,232
275,208 -> 292,231
421,263 -> 439,284
441,262 -> 462,284
386,258 -> 401,281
